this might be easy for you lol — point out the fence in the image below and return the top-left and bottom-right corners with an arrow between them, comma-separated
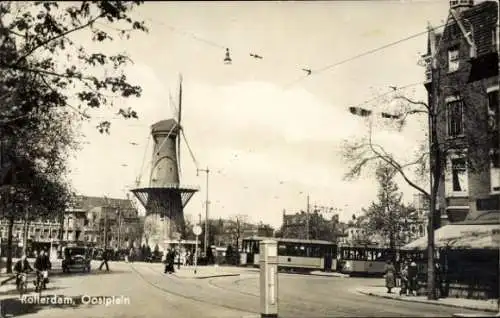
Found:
406,248 -> 499,299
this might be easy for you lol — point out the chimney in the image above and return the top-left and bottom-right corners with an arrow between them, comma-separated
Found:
449,0 -> 474,14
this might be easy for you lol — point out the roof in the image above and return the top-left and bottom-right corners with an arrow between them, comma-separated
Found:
72,195 -> 135,211
441,1 -> 498,57
150,119 -> 179,135
402,222 -> 500,250
243,236 -> 336,245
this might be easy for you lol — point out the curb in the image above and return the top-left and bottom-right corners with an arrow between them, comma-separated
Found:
356,289 -> 498,313
453,314 -> 500,317
173,273 -> 241,280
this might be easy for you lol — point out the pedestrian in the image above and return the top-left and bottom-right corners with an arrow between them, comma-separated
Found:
163,250 -> 169,274
99,249 -> 110,271
384,260 -> 396,294
168,249 -> 176,273
164,249 -> 175,274
399,261 -> 409,296
129,247 -> 135,263
435,262 -> 443,298
408,261 -> 418,296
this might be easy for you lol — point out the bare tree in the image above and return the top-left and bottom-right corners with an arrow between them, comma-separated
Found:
228,214 -> 249,251
342,40 -> 494,299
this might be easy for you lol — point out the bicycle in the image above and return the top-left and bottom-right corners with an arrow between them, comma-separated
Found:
16,273 -> 28,298
34,270 -> 48,295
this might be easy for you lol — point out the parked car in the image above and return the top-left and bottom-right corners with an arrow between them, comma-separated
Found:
62,246 -> 91,273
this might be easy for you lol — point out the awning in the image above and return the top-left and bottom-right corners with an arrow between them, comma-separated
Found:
403,223 -> 500,250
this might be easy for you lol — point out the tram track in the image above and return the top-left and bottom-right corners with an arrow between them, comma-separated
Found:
206,273 -> 358,317
131,263 -> 364,317
129,263 -> 259,315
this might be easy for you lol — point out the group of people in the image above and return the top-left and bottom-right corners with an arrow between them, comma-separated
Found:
384,259 -> 420,296
13,249 -> 52,289
164,248 -> 177,274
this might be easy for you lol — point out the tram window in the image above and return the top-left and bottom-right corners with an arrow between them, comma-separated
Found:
314,246 -> 322,257
252,242 -> 259,253
299,245 -> 306,257
278,244 -> 286,256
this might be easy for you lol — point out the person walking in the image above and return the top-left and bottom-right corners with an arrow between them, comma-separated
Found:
384,260 -> 396,294
99,249 -> 110,271
168,249 -> 176,273
408,261 -> 418,296
129,247 -> 135,263
163,249 -> 170,274
399,261 -> 409,296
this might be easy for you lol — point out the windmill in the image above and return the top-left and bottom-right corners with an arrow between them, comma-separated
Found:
131,74 -> 199,251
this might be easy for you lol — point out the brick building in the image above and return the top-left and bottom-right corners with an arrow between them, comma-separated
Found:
73,195 -> 144,249
0,195 -> 144,257
422,0 -> 499,224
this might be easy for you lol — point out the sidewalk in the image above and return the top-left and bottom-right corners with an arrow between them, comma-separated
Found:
172,265 -> 258,279
356,286 -> 499,313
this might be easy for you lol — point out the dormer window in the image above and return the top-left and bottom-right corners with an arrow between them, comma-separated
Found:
448,47 -> 459,72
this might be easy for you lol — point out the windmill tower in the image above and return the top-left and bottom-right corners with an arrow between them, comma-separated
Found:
131,75 -> 199,251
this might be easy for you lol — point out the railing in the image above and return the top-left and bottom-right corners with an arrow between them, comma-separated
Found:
136,183 -> 200,190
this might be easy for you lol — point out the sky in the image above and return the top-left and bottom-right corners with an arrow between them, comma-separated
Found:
67,0 -> 460,229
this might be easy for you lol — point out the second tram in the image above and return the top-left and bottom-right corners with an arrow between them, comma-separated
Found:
338,246 -> 394,276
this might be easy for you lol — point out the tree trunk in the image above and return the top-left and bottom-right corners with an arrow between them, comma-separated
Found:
6,215 -> 14,274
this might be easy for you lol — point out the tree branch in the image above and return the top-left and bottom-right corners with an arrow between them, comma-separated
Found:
11,14 -> 105,67
366,124 -> 430,198
395,94 -> 430,111
38,74 -> 91,120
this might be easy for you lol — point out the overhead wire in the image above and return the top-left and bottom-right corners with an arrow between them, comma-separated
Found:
136,134 -> 151,187
283,22 -> 447,89
86,10 -> 449,146
138,12 -> 447,89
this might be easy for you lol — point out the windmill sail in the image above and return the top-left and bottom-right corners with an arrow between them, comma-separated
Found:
177,74 -> 183,178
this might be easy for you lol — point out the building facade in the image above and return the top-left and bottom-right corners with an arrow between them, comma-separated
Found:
0,195 -> 144,256
280,209 -> 345,241
422,0 -> 499,224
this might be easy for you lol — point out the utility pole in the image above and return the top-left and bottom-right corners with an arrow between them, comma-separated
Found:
306,194 -> 310,240
117,206 -> 122,250
197,167 -> 210,255
22,205 -> 29,256
427,23 -> 440,301
104,208 -> 108,249
496,0 -> 499,313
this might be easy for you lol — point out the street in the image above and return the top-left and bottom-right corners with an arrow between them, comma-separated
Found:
0,262 -> 491,317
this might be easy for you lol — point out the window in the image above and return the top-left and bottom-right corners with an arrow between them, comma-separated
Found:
447,99 -> 464,137
493,29 -> 497,52
487,89 -> 499,133
445,157 -> 468,196
448,47 -> 459,72
491,149 -> 500,193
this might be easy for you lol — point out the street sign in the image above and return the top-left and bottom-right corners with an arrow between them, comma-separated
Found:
193,225 -> 202,236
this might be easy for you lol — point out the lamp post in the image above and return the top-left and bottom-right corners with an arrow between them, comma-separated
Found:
116,206 -> 122,250
196,167 -> 210,256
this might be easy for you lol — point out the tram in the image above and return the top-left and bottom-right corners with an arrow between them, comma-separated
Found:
241,236 -> 338,272
338,246 -> 394,276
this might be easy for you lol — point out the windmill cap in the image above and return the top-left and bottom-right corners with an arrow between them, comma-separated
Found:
151,119 -> 180,135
